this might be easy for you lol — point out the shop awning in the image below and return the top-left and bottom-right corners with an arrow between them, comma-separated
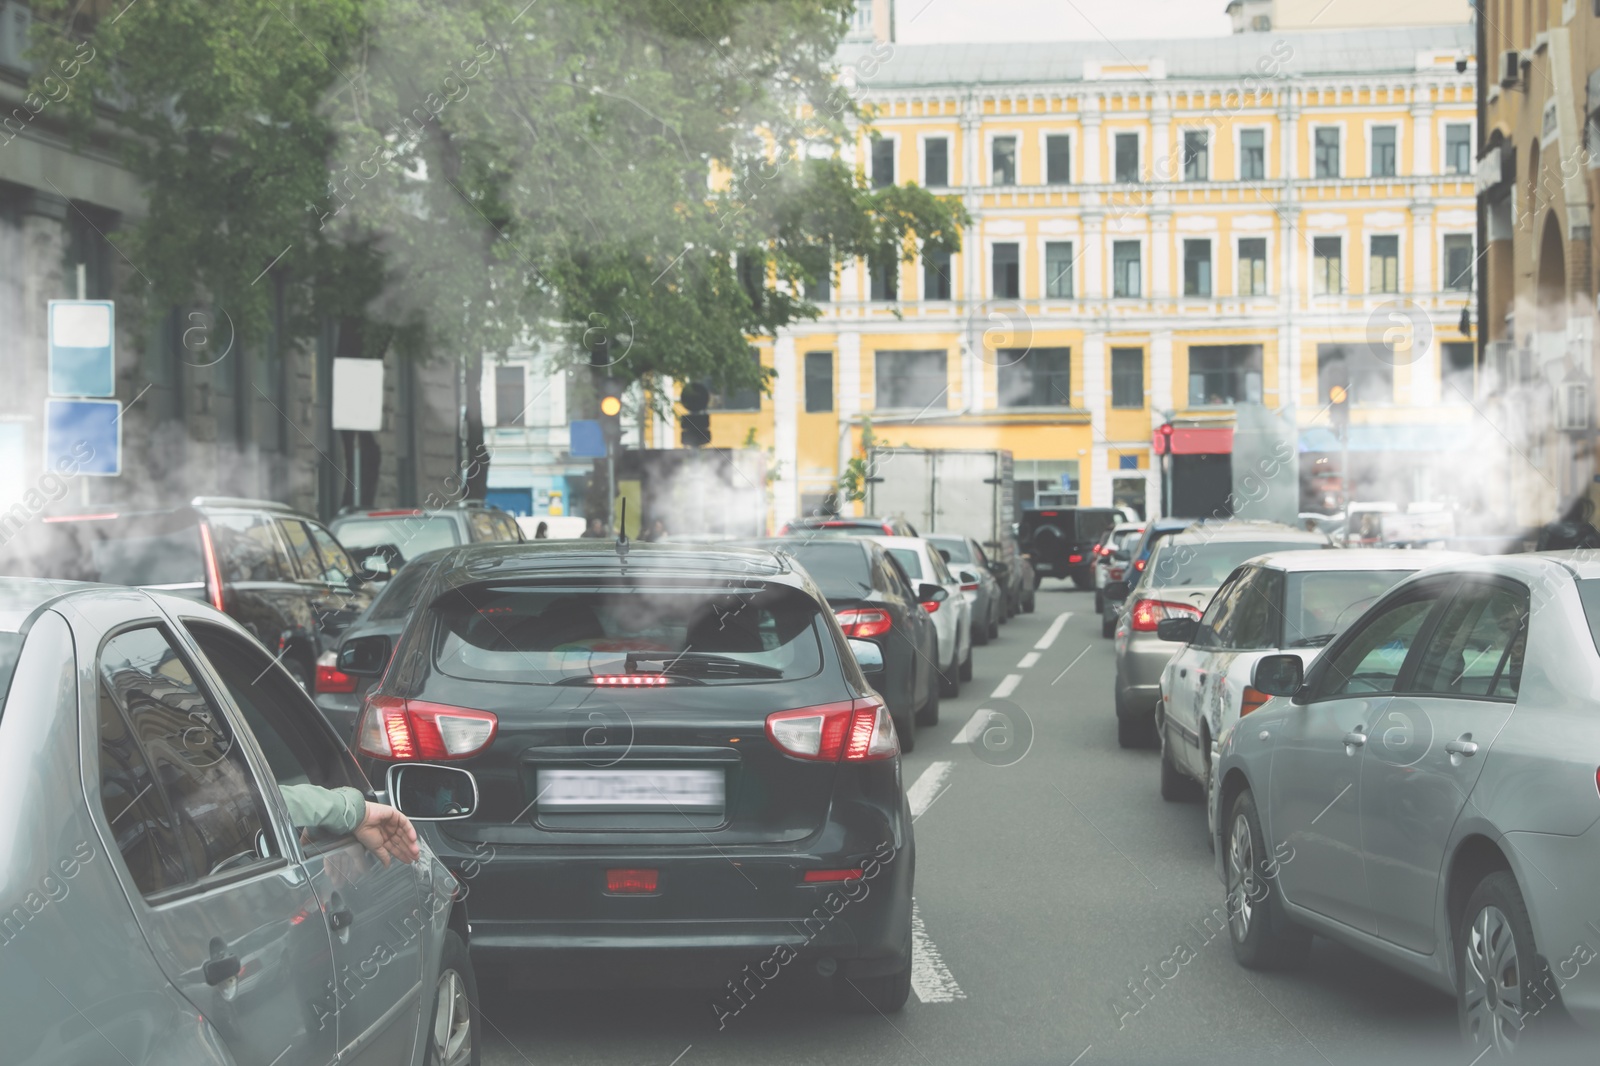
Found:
1299,425 -> 1469,453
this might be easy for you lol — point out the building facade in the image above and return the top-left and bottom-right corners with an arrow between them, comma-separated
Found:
696,23 -> 1479,527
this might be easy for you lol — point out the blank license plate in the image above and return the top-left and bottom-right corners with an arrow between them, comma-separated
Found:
537,768 -> 725,813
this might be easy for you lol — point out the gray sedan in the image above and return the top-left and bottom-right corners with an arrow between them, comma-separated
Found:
0,578 -> 480,1066
1213,553 -> 1600,1059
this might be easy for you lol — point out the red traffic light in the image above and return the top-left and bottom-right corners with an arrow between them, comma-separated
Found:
1158,423 -> 1174,437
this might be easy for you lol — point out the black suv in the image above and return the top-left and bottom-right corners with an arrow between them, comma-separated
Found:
1020,505 -> 1129,588
1,496 -> 375,690
341,540 -> 916,1011
329,500 -> 524,569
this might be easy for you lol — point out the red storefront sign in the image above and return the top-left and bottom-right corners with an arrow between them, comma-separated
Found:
1152,427 -> 1234,455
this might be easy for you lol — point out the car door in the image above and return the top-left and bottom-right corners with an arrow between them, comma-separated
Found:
1166,569 -> 1249,779
884,552 -> 937,695
178,617 -> 429,1066
927,544 -> 968,661
206,511 -> 305,649
1359,576 -> 1526,953
307,522 -> 375,637
1265,577 -> 1453,931
85,614 -> 338,1066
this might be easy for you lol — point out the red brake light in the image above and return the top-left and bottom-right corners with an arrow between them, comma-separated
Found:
607,869 -> 658,893
1134,558 -> 1147,571
1041,511 -> 1058,517
803,869 -> 865,883
766,698 -> 897,762
836,608 -> 891,638
921,600 -> 940,613
1130,599 -> 1202,632
1240,686 -> 1271,717
588,674 -> 674,686
960,582 -> 979,592
197,520 -> 225,612
356,696 -> 498,760
315,651 -> 357,694
1068,553 -> 1083,564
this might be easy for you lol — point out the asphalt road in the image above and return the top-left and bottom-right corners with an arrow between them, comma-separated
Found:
477,585 -> 1477,1066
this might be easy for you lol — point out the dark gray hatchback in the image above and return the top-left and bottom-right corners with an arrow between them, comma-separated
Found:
343,541 -> 917,1013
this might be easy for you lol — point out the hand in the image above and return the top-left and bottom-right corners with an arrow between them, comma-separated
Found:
354,800 -> 420,867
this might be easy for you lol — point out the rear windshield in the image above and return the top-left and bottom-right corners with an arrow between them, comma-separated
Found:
785,542 -> 873,600
887,548 -> 923,580
1575,580 -> 1600,656
786,522 -> 883,537
0,513 -> 203,586
333,516 -> 462,557
1150,540 -> 1321,588
1113,529 -> 1143,552
1284,570 -> 1412,645
430,583 -> 824,684
368,556 -> 438,621
930,538 -> 971,563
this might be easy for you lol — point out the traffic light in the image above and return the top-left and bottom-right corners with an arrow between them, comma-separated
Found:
1328,380 -> 1350,437
679,381 -> 711,449
598,378 -> 624,446
1157,422 -> 1174,451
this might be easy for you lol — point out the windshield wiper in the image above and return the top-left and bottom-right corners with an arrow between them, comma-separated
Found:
1287,634 -> 1335,648
625,651 -> 783,679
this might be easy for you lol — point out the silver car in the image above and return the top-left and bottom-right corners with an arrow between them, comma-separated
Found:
1110,523 -> 1330,748
1212,553 -> 1600,1058
926,533 -> 1003,645
0,578 -> 481,1066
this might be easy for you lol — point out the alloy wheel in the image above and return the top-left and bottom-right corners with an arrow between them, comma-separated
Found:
1462,905 -> 1523,1057
1227,813 -> 1256,943
431,968 -> 475,1066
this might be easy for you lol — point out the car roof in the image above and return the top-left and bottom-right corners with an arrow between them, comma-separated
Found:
867,535 -> 934,553
1112,523 -> 1146,533
924,533 -> 971,544
1250,548 -> 1477,573
429,540 -> 804,591
1164,525 -> 1326,548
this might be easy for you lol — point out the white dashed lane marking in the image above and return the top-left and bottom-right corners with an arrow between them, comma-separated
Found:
989,673 -> 1022,699
906,760 -> 954,819
1033,611 -> 1072,650
910,899 -> 967,1003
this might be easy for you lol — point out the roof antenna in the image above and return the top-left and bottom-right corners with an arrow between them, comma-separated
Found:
616,497 -> 630,560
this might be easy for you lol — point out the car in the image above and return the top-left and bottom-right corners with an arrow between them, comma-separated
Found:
926,533 -> 1003,645
1102,517 -> 1204,638
1019,505 -> 1132,588
331,500 -> 525,569
752,536 -> 942,746
315,546 -> 454,742
1153,548 -> 1473,821
338,541 -> 917,1012
778,515 -> 921,537
1108,523 -> 1331,748
0,577 -> 482,1066
0,496 -> 377,692
1092,522 -> 1146,615
868,535 -> 973,697
1211,553 -> 1600,1057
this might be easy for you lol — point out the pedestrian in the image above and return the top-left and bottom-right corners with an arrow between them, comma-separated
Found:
580,516 -> 607,539
644,517 -> 667,542
534,521 -> 549,539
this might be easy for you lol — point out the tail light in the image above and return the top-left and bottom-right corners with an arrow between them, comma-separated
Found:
766,698 -> 897,762
356,696 -> 498,760
1134,558 -> 1147,572
836,608 -> 892,638
1068,553 -> 1083,564
1239,686 -> 1272,717
803,869 -> 865,883
960,582 -> 979,592
587,674 -> 675,686
315,650 -> 357,694
1130,599 -> 1202,632
197,520 -> 225,612
1110,567 -> 1124,580
921,599 -> 940,613
607,869 -> 658,893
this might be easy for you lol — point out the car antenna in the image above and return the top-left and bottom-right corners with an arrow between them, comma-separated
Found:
616,498 -> 630,561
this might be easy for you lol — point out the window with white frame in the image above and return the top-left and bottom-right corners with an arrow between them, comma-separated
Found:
1237,237 -> 1268,295
924,137 -> 950,187
923,248 -> 952,301
1044,241 -> 1074,298
1183,239 -> 1212,296
1444,124 -> 1472,175
1114,133 -> 1140,183
1369,235 -> 1400,293
1370,126 -> 1397,177
1313,237 -> 1343,294
1443,234 -> 1475,291
1045,135 -> 1071,184
992,242 -> 1020,298
1240,129 -> 1266,179
1314,127 -> 1341,178
1112,240 -> 1141,297
1183,130 -> 1209,181
992,136 -> 1017,186
870,137 -> 895,188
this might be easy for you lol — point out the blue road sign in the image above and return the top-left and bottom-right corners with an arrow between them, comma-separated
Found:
48,300 -> 116,397
45,399 -> 121,476
570,419 -> 607,458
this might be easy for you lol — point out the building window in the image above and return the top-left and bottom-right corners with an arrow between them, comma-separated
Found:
1183,130 -> 1209,181
805,266 -> 831,303
997,347 -> 1071,408
804,351 -> 834,413
1238,237 -> 1268,295
1443,234 -> 1475,291
1314,127 -> 1341,178
1371,125 -> 1397,177
495,365 -> 525,426
1441,342 -> 1475,402
1183,239 -> 1212,296
1188,345 -> 1264,406
869,254 -> 898,301
875,350 -> 947,410
1112,240 -> 1141,298
923,248 -> 952,301
1045,135 -> 1071,184
992,136 -> 1017,186
1313,237 -> 1343,294
924,137 -> 949,187
1240,129 -> 1266,179
1369,235 -> 1400,293
992,242 -> 1020,298
871,137 -> 895,188
1114,133 -> 1140,182
1111,348 -> 1144,408
1445,124 -> 1472,175
1044,241 -> 1074,298
1318,344 -> 1393,405
708,351 -> 762,411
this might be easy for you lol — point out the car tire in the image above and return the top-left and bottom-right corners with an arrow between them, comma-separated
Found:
1101,609 -> 1116,639
915,680 -> 940,727
835,946 -> 912,1014
939,661 -> 960,698
989,612 -> 1000,641
1023,591 -> 1036,613
1033,572 -> 1043,590
1072,574 -> 1092,591
1457,871 -> 1553,1058
959,644 -> 973,682
1225,790 -> 1312,971
896,709 -> 917,752
1094,589 -> 1104,613
427,930 -> 481,1066
974,613 -> 990,646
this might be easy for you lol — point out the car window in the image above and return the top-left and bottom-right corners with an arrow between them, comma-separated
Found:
934,538 -> 972,563
185,622 -> 368,843
368,556 -> 437,621
1151,539 -> 1319,589
279,519 -> 323,580
208,512 -> 290,583
1410,581 -> 1529,698
888,548 -> 924,581
97,626 -> 276,896
333,515 -> 463,556
787,542 -> 874,600
927,547 -> 955,584
1283,570 -> 1412,647
1193,569 -> 1249,649
1316,592 -> 1442,698
308,524 -> 356,585
1228,567 -> 1286,649
971,541 -> 990,566
883,554 -> 916,599
469,511 -> 499,541
496,513 -> 524,540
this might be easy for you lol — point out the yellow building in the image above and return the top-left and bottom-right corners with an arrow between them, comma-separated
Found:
673,18 -> 1479,526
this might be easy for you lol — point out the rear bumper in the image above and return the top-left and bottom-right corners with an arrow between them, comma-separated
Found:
1116,636 -> 1171,717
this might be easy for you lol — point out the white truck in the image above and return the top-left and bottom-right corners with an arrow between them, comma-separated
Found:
865,446 -> 1017,569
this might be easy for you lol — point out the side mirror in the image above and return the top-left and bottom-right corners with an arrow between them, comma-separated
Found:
1252,654 -> 1304,698
1157,617 -> 1198,644
937,548 -> 952,563
1103,579 -> 1131,602
847,637 -> 885,675
917,583 -> 948,604
386,764 -> 479,821
337,635 -> 392,678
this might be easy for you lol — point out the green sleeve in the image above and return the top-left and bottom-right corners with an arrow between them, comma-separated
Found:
280,784 -> 367,836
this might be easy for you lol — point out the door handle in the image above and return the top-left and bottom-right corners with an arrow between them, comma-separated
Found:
1445,738 -> 1480,758
329,906 -> 354,931
204,953 -> 241,986
1342,729 -> 1368,751
1179,669 -> 1187,678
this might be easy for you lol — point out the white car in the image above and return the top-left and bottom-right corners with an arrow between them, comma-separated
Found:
870,535 -> 973,697
1155,549 -> 1473,834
